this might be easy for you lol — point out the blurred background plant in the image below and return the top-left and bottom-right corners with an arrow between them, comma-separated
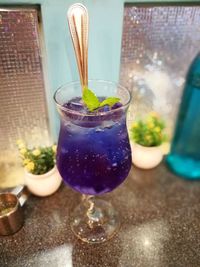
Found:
16,140 -> 57,175
130,112 -> 168,147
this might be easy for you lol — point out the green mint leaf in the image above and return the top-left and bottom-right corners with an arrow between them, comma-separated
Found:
99,97 -> 120,108
82,87 -> 100,111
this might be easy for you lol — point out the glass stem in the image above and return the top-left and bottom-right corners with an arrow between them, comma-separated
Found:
82,194 -> 103,228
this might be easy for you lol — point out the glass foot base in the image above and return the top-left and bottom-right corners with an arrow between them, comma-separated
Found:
70,199 -> 120,243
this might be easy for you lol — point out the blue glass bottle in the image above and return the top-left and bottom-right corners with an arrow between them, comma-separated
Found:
166,53 -> 200,179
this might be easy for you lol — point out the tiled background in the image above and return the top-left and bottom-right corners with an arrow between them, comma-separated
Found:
0,8 -> 49,187
120,5 -> 200,132
0,8 -> 49,150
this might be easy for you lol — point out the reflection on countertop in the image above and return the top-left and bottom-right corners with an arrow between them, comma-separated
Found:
1,163 -> 200,267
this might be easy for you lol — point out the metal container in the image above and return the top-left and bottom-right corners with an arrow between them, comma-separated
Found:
0,186 -> 29,235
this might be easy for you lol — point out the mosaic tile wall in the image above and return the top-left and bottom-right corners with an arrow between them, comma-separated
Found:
0,8 -> 49,187
120,5 -> 200,132
0,8 -> 49,150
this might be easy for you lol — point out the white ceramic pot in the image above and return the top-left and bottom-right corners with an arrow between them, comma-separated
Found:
24,166 -> 62,197
131,142 -> 163,169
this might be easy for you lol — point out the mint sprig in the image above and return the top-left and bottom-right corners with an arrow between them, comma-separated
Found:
83,87 -> 120,112
99,97 -> 120,107
82,88 -> 100,111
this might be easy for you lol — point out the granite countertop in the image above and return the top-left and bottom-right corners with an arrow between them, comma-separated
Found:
1,163 -> 200,267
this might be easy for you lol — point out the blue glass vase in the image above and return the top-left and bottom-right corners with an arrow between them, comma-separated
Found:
166,53 -> 200,179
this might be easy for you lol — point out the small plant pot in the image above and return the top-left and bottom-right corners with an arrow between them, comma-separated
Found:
131,142 -> 163,169
24,166 -> 62,197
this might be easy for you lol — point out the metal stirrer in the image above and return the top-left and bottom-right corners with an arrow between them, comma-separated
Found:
67,3 -> 89,92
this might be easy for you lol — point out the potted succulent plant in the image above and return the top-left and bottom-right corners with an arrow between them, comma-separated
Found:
16,140 -> 62,196
130,113 -> 168,169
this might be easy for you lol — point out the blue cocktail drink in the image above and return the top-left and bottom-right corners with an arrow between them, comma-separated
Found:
54,80 -> 132,243
56,98 -> 131,195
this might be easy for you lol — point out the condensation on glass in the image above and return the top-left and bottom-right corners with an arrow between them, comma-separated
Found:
0,7 -> 49,188
120,5 -> 200,131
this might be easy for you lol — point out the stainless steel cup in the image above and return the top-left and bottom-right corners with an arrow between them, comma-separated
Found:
0,185 -> 29,236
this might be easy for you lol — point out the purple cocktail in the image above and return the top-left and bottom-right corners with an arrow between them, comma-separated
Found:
56,100 -> 131,195
54,80 -> 132,243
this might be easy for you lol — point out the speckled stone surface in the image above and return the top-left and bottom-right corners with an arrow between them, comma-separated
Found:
1,163 -> 200,267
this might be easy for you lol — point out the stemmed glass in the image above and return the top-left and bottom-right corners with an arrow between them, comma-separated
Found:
54,80 -> 132,243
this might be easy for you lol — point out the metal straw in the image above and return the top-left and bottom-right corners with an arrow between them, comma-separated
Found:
67,3 -> 89,91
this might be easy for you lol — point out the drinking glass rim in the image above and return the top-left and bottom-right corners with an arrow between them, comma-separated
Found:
54,79 -> 132,117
